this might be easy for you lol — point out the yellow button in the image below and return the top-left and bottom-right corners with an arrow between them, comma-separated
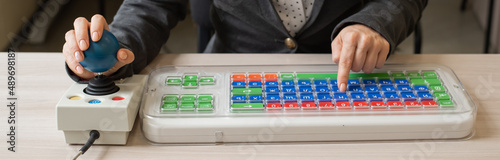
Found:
285,38 -> 296,49
69,96 -> 82,100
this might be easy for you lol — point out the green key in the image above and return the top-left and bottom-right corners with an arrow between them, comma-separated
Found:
179,102 -> 195,110
182,81 -> 197,87
296,73 -> 337,80
166,78 -> 182,84
162,103 -> 177,110
423,72 -> 438,78
435,93 -> 450,100
198,95 -> 213,102
200,78 -> 214,83
407,72 -> 421,77
184,75 -> 198,80
232,88 -> 262,95
349,72 -> 390,78
411,79 -> 426,86
424,79 -> 441,85
281,74 -> 294,80
163,96 -> 178,102
181,96 -> 196,102
198,102 -> 213,110
439,100 -> 454,106
231,103 -> 264,111
430,85 -> 445,93
392,72 -> 405,77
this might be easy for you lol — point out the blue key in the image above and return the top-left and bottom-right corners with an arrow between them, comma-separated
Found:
331,86 -> 340,92
266,94 -> 280,101
232,81 -> 245,88
248,81 -> 262,88
249,95 -> 263,101
232,95 -> 246,101
394,79 -> 409,84
368,92 -> 382,99
283,94 -> 297,101
265,87 -> 279,93
299,86 -> 313,93
397,85 -> 413,91
401,92 -> 416,99
334,93 -> 349,101
384,92 -> 400,99
315,86 -> 330,93
381,85 -> 396,91
379,79 -> 393,84
348,85 -> 363,92
330,80 -> 338,85
317,93 -> 332,101
314,80 -> 328,86
418,92 -> 433,99
350,93 -> 365,100
414,86 -> 429,92
282,86 -> 296,94
281,80 -> 295,86
265,81 -> 279,86
300,93 -> 314,101
363,79 -> 376,84
348,80 -> 360,85
365,85 -> 379,92
298,80 -> 311,85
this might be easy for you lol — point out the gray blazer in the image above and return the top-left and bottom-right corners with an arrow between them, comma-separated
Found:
67,0 -> 427,82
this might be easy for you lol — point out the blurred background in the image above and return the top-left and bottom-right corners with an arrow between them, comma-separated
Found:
0,0 -> 499,54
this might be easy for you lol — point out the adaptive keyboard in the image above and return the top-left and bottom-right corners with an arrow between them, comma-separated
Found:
140,64 -> 476,144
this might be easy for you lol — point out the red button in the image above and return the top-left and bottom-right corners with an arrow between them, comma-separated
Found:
353,101 -> 369,109
318,102 -> 334,110
264,74 -> 278,81
284,102 -> 299,110
388,101 -> 404,109
370,101 -> 387,109
421,100 -> 438,109
335,102 -> 352,110
266,103 -> 281,109
112,97 -> 125,101
405,100 -> 421,109
301,102 -> 316,110
248,74 -> 262,79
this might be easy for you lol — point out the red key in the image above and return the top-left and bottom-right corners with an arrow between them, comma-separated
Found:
353,101 -> 369,110
266,103 -> 281,110
405,100 -> 421,109
370,101 -> 387,109
232,74 -> 246,81
284,102 -> 299,110
318,102 -> 334,110
421,100 -> 438,109
388,101 -> 404,109
335,102 -> 352,110
264,74 -> 278,81
248,74 -> 262,81
301,102 -> 317,110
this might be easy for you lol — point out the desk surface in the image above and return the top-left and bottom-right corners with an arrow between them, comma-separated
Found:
0,53 -> 499,159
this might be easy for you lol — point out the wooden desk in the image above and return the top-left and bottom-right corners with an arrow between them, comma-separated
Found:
1,53 -> 499,159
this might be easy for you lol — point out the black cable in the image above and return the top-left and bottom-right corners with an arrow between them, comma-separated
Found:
72,130 -> 100,160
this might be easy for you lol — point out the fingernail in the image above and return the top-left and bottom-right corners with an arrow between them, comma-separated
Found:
340,83 -> 346,92
92,32 -> 98,41
120,52 -> 127,59
76,65 -> 83,74
74,51 -> 82,61
79,40 -> 87,49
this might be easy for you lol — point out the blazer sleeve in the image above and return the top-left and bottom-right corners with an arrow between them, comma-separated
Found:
67,0 -> 188,83
331,0 -> 428,55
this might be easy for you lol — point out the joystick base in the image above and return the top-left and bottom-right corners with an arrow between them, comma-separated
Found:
84,74 -> 120,96
56,75 -> 148,145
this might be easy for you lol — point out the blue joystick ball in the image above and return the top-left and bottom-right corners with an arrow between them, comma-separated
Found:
80,30 -> 119,73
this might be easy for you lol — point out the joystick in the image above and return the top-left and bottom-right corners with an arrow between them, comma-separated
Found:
80,30 -> 120,96
57,30 -> 148,145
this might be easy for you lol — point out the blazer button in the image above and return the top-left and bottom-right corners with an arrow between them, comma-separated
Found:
285,38 -> 296,49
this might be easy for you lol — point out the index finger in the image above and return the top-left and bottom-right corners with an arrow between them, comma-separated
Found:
90,14 -> 110,42
337,39 -> 357,92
